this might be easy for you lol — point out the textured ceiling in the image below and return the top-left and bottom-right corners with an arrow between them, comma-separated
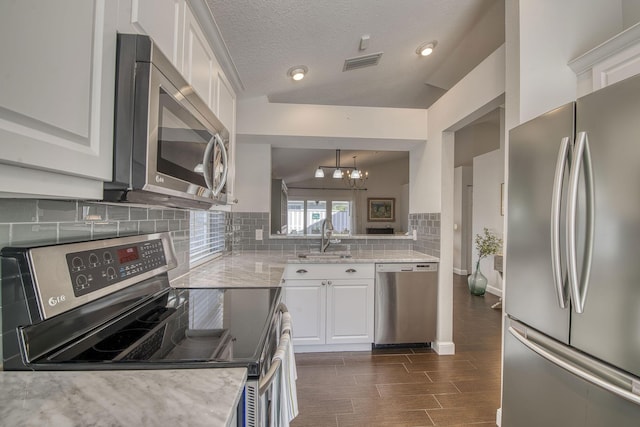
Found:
205,0 -> 505,109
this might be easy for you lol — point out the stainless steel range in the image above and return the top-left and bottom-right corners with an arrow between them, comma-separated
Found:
1,233 -> 289,427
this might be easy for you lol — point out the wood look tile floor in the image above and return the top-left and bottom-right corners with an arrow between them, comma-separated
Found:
290,274 -> 502,427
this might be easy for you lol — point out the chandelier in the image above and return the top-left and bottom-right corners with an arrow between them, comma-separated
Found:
314,149 -> 368,189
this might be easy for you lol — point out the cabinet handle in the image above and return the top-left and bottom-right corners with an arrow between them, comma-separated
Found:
327,281 -> 332,285
345,268 -> 357,273
321,281 -> 327,286
296,269 -> 308,274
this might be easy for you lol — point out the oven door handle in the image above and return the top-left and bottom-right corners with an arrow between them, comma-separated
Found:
258,303 -> 291,395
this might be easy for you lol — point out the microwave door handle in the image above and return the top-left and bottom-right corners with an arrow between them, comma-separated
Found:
202,136 -> 215,191
212,133 -> 229,197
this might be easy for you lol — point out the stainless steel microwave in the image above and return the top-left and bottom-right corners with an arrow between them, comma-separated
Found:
104,33 -> 230,209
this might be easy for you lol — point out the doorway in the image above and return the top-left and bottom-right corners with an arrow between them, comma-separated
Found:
452,107 -> 504,297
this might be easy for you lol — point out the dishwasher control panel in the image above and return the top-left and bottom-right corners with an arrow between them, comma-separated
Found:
375,263 -> 438,273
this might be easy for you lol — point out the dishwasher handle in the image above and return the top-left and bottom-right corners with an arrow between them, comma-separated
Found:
376,263 -> 438,273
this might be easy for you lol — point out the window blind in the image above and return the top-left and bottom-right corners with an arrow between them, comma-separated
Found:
189,210 -> 226,265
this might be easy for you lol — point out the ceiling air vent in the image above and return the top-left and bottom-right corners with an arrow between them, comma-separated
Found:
343,52 -> 383,71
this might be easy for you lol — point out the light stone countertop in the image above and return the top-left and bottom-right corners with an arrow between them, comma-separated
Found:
170,250 -> 439,288
0,368 -> 247,427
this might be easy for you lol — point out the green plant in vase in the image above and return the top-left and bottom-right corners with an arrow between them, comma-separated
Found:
469,227 -> 502,296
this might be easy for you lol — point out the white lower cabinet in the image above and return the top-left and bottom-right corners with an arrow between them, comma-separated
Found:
283,264 -> 374,351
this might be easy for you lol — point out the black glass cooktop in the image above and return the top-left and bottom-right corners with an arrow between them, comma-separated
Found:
42,287 -> 281,375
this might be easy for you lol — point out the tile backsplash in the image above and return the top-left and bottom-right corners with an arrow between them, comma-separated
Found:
409,212 -> 441,257
0,199 -> 192,369
231,211 -> 440,256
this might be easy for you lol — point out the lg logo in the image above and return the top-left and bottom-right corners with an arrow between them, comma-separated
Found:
155,175 -> 165,183
48,295 -> 66,307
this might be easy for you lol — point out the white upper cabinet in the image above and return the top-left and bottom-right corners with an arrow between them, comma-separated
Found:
0,0 -> 236,201
0,0 -> 118,198
217,75 -> 236,132
118,0 -> 184,70
183,4 -> 218,111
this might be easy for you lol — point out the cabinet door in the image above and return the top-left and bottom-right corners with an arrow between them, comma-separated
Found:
326,279 -> 374,344
182,4 -> 218,110
283,281 -> 326,346
0,0 -> 117,196
216,74 -> 235,131
118,0 -> 184,70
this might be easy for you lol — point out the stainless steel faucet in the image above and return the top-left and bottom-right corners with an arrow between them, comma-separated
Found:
321,219 -> 334,252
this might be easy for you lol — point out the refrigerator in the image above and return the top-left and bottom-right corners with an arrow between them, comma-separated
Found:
502,73 -> 640,426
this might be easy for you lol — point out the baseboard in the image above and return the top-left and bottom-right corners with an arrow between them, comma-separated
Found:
432,341 -> 455,355
293,343 -> 372,353
486,285 -> 503,298
496,408 -> 502,426
453,268 -> 468,276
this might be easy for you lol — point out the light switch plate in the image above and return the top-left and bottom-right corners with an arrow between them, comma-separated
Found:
255,229 -> 263,241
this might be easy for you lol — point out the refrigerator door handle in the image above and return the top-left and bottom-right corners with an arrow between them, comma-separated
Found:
566,131 -> 595,314
550,136 -> 571,308
508,326 -> 640,406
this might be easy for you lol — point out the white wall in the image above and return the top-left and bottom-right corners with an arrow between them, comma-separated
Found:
623,0 -> 640,29
471,150 -> 504,296
233,143 -> 271,212
515,0 -> 624,124
454,121 -> 501,167
453,166 -> 472,275
237,97 -> 427,142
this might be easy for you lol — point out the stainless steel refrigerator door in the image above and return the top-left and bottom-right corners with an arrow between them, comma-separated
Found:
570,73 -> 640,378
502,323 -> 588,427
503,319 -> 640,427
505,103 -> 574,343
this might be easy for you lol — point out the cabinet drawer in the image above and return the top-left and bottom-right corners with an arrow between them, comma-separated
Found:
284,263 -> 374,280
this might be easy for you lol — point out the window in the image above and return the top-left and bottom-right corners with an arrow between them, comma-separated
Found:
190,210 -> 226,266
287,200 -> 305,235
306,201 -> 326,235
287,199 -> 352,236
331,201 -> 351,235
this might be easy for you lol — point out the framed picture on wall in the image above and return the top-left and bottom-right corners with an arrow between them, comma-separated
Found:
367,198 -> 395,222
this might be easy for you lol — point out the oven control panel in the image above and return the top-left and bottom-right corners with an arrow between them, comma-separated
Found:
66,239 -> 167,297
23,233 -> 178,320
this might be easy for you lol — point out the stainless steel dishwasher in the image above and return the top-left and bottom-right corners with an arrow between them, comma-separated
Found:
374,263 -> 438,346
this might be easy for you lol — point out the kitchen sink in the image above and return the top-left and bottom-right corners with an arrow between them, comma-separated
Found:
297,252 -> 352,259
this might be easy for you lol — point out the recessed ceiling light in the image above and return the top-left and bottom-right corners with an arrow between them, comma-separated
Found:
287,65 -> 308,81
416,41 -> 437,57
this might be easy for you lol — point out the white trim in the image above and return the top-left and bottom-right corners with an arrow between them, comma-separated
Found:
453,268 -> 468,276
432,341 -> 455,355
568,22 -> 640,74
486,284 -> 503,298
293,343 -> 371,353
496,408 -> 502,427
